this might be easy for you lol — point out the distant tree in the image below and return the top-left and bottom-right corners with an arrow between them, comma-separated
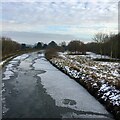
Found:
1,36 -> 21,58
45,48 -> 58,60
0,39 -> 2,60
59,41 -> 67,51
36,42 -> 42,49
93,33 -> 108,58
43,43 -> 48,49
68,40 -> 86,54
117,33 -> 120,58
87,33 -> 120,59
86,42 -> 99,53
21,43 -> 27,50
60,41 -> 66,47
108,33 -> 119,58
47,41 -> 58,48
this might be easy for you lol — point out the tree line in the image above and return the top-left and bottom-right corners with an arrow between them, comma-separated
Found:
1,37 -> 21,59
1,37 -> 36,59
1,32 -> 120,60
86,33 -> 120,59
45,33 -> 120,59
0,37 -> 60,60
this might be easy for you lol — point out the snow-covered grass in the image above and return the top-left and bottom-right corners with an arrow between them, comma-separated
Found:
57,54 -> 120,88
86,52 -> 111,59
68,52 -> 119,61
2,54 -> 29,81
49,52 -> 120,119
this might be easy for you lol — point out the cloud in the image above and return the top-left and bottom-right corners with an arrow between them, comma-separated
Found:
1,0 -> 119,3
1,31 -> 76,44
1,0 -> 119,43
1,1 -> 118,25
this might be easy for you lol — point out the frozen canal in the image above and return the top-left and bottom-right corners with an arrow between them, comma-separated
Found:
2,52 -> 114,119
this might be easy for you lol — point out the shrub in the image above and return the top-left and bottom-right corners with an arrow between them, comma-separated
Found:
45,48 -> 58,60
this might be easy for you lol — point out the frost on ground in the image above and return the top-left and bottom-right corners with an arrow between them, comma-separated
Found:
50,52 -> 120,118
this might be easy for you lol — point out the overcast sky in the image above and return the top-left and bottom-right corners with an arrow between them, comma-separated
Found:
0,0 -> 119,44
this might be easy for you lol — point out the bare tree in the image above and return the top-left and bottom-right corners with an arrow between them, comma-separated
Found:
87,33 -> 120,59
1,36 -> 21,59
93,33 -> 108,58
59,41 -> 67,51
68,40 -> 86,54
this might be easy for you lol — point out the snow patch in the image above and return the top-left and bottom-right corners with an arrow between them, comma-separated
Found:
3,70 -> 14,80
0,60 -> 7,66
13,54 -> 29,61
19,59 -> 32,70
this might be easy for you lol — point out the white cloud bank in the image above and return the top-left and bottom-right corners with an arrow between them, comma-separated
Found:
0,0 -> 119,43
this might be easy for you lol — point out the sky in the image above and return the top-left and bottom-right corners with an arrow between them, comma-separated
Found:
0,0 -> 119,44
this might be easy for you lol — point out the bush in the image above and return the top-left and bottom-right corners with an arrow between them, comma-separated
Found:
1,37 -> 21,59
45,48 -> 58,60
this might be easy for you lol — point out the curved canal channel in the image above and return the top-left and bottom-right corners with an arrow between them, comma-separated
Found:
2,52 -> 114,119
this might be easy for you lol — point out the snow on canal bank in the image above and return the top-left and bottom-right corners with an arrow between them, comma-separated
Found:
2,53 -> 31,115
2,54 -> 29,80
50,52 -> 120,119
0,60 -> 7,66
